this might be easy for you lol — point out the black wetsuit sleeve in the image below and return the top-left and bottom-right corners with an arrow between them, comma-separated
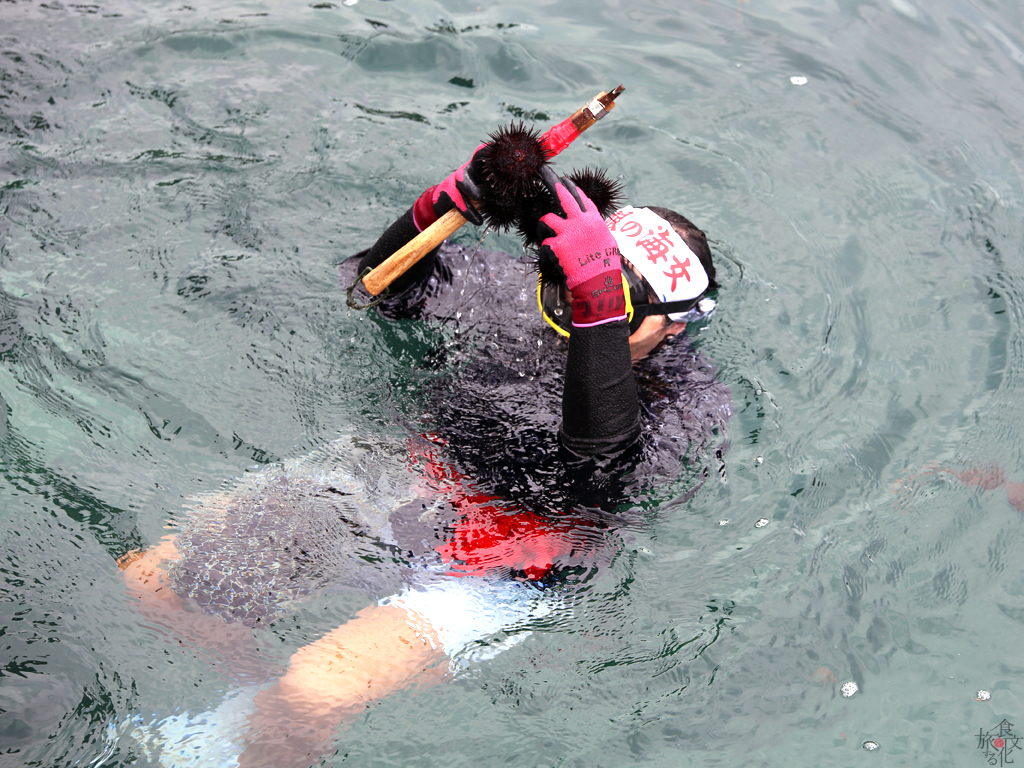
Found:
357,207 -> 440,297
560,319 -> 642,456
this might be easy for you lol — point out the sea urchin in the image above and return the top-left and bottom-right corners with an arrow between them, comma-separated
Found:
481,120 -> 552,197
565,167 -> 625,219
473,121 -> 552,231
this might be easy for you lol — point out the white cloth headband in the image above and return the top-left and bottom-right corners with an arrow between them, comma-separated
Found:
606,206 -> 709,309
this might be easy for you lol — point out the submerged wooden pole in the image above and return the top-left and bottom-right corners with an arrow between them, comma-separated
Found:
360,86 -> 625,298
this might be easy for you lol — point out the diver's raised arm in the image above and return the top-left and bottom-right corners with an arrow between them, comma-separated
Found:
534,167 -> 641,456
353,146 -> 487,300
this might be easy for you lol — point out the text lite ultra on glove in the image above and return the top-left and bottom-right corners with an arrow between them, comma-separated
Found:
536,167 -> 626,328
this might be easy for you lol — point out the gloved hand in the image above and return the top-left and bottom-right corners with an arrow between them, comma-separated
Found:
535,166 -> 626,327
412,145 -> 486,230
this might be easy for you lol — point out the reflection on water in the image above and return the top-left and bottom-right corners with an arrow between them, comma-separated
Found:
3,0 -> 1024,764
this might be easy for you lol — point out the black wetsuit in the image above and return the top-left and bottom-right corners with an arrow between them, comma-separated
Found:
168,210 -> 731,627
350,207 -> 731,515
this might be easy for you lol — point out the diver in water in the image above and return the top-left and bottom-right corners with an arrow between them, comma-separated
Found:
119,151 -> 730,767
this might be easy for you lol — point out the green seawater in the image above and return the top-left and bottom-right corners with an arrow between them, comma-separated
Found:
2,0 -> 1024,765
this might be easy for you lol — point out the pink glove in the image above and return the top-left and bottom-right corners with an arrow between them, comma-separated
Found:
536,167 -> 626,327
412,145 -> 486,230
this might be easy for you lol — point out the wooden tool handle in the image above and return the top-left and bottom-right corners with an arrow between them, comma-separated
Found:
361,208 -> 466,296
360,85 -> 625,298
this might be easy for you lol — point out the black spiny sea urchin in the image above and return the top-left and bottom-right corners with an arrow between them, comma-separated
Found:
481,121 -> 551,196
476,121 -> 552,231
516,166 -> 625,249
565,167 -> 625,219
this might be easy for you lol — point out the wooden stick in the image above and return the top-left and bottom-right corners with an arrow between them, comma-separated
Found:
361,208 -> 466,296
361,86 -> 624,297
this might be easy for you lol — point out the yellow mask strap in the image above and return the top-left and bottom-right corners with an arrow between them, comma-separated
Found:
537,275 -> 634,338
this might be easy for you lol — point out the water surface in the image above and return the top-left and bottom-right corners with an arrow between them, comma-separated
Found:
3,0 -> 1024,765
